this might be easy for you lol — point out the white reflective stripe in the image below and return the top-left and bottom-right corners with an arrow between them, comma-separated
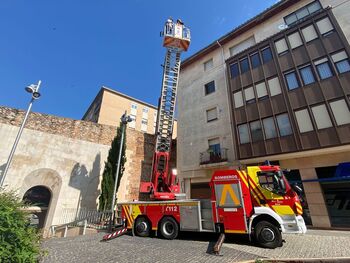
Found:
314,57 -> 328,65
331,51 -> 348,63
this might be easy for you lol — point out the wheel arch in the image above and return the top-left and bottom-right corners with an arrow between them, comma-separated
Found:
249,207 -> 283,234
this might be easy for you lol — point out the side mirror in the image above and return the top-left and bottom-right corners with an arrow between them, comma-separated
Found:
291,183 -> 303,194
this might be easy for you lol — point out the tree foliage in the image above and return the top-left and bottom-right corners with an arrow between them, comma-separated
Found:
0,190 -> 42,263
98,122 -> 127,211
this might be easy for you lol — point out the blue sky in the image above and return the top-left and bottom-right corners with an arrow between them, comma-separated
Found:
0,0 -> 277,120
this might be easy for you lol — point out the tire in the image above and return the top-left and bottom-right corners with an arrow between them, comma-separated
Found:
134,217 -> 151,237
254,221 -> 282,249
159,217 -> 179,240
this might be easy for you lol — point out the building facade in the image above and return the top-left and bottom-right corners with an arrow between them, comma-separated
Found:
178,0 -> 350,228
83,86 -> 177,138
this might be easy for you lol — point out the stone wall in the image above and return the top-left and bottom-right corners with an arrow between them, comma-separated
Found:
0,106 -> 176,232
0,106 -> 116,145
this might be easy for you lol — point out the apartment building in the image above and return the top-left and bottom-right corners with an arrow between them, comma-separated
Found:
178,0 -> 350,228
83,86 -> 177,137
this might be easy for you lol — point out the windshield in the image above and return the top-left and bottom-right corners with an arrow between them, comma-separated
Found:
257,170 -> 286,195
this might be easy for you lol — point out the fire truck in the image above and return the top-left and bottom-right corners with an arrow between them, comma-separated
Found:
115,19 -> 307,249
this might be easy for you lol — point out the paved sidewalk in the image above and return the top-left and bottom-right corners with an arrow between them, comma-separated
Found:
223,229 -> 350,259
41,229 -> 350,262
41,232 -> 259,263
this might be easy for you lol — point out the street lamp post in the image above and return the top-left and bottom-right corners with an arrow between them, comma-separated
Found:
109,111 -> 132,231
0,81 -> 42,187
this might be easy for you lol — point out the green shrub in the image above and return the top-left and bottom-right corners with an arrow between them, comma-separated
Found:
0,190 -> 42,263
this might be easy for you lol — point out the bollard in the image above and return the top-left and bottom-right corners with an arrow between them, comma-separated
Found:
213,233 -> 225,256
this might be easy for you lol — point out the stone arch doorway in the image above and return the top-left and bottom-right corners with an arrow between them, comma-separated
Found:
21,168 -> 62,233
23,186 -> 52,229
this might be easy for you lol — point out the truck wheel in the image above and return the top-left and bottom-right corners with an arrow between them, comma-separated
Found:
160,217 -> 178,240
134,217 -> 151,237
254,221 -> 282,249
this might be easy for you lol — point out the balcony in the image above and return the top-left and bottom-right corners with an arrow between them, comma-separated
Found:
200,148 -> 228,166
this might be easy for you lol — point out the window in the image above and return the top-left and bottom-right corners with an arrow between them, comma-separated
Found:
267,77 -> 282,96
244,86 -> 255,103
329,99 -> 350,125
240,57 -> 250,73
285,71 -> 300,90
275,38 -> 289,55
299,65 -> 315,85
295,109 -> 314,133
331,51 -> 350,74
311,104 -> 332,129
206,108 -> 218,122
238,124 -> 250,144
129,115 -> 136,128
255,82 -> 268,99
316,17 -> 334,36
315,58 -> 333,80
229,36 -> 256,57
208,138 -> 221,154
230,63 -> 239,78
263,117 -> 277,139
250,120 -> 264,142
204,81 -> 215,95
204,59 -> 213,71
142,107 -> 149,119
284,1 -> 322,26
130,103 -> 138,115
261,47 -> 273,63
276,113 -> 293,136
233,91 -> 244,108
250,52 -> 261,69
141,119 -> 148,132
301,24 -> 318,42
288,31 -> 303,49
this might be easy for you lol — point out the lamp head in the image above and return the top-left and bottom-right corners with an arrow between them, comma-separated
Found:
25,85 -> 36,94
32,92 -> 41,99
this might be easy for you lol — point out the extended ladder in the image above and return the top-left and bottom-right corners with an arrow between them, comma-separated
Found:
155,47 -> 181,153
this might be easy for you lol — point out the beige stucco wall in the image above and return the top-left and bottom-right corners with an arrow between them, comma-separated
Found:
0,123 -> 110,228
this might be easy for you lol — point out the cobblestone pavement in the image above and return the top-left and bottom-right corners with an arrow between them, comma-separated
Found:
223,229 -> 350,259
41,232 -> 259,263
41,230 -> 350,262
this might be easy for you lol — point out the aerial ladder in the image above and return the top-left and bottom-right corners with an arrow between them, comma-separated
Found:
140,18 -> 191,200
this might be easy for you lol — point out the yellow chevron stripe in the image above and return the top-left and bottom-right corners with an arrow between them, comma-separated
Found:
123,205 -> 133,226
237,171 -> 249,188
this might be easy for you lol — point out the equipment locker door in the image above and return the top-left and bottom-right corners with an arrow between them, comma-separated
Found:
214,179 -> 247,233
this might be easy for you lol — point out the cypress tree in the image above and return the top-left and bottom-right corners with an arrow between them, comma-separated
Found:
98,122 -> 127,211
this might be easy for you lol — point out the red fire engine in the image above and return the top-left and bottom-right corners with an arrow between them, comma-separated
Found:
115,19 -> 306,249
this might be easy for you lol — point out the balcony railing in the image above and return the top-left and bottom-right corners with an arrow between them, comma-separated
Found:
200,148 -> 228,165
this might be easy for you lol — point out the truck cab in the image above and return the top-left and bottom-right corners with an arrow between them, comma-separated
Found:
210,165 -> 306,248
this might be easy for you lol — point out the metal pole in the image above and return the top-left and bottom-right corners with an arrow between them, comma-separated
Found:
109,112 -> 127,231
0,80 -> 41,187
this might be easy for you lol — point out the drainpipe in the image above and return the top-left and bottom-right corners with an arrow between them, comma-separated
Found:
216,41 -> 237,168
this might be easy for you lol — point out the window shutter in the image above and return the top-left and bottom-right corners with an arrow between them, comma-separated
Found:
316,17 -> 334,35
329,99 -> 350,125
234,91 -> 244,108
295,109 -> 314,133
267,77 -> 282,96
288,32 -> 303,49
301,24 -> 318,42
256,82 -> 268,98
244,86 -> 255,102
311,104 -> 332,129
275,38 -> 288,54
